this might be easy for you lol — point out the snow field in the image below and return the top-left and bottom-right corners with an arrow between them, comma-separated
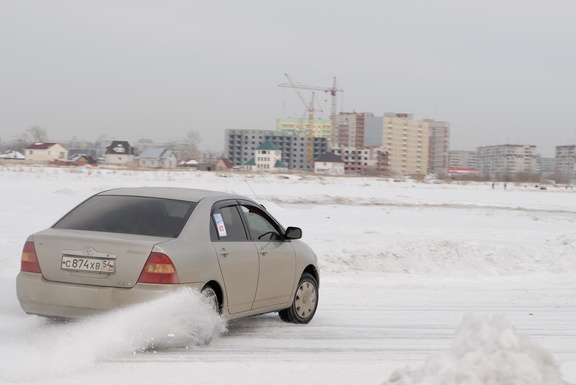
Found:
0,165 -> 574,384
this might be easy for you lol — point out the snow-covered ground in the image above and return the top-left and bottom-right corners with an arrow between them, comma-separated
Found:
0,165 -> 575,385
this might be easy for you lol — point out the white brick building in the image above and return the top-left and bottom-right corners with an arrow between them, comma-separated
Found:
555,145 -> 576,182
244,141 -> 288,172
477,144 -> 540,179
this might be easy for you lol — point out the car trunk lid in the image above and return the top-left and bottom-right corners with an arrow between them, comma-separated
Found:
32,228 -> 171,288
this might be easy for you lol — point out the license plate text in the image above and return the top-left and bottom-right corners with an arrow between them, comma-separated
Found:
61,256 -> 115,273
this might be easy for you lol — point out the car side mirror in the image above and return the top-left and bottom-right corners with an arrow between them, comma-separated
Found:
284,226 -> 302,240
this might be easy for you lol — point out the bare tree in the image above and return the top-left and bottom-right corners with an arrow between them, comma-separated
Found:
27,126 -> 49,143
8,126 -> 49,153
175,130 -> 201,161
10,134 -> 29,153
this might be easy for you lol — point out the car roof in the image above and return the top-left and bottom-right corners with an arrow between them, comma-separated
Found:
97,187 -> 242,202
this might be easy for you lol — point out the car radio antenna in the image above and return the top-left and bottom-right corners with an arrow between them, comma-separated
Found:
244,179 -> 264,206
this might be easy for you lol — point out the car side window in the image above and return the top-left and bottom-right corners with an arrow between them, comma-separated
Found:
240,205 -> 282,241
211,205 -> 248,242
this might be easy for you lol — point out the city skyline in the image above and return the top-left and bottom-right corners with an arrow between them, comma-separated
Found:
2,1 -> 575,158
2,113 -> 573,162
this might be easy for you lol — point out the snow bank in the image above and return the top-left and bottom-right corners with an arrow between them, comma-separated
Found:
319,238 -> 576,276
0,289 -> 226,383
384,314 -> 568,385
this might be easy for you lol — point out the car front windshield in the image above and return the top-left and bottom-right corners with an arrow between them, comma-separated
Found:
53,195 -> 196,237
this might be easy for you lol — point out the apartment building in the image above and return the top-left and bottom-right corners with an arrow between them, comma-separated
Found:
424,119 -> 450,177
477,144 -> 540,179
449,150 -> 478,170
334,112 -> 372,148
364,115 -> 385,147
224,129 -> 328,171
276,118 -> 332,139
383,113 -> 429,176
331,146 -> 388,174
555,145 -> 576,182
540,157 -> 556,179
226,111 -> 443,176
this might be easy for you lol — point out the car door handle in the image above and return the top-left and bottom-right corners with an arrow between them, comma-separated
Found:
258,248 -> 267,256
218,248 -> 229,257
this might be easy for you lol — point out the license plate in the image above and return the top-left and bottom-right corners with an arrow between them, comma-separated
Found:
61,256 -> 115,273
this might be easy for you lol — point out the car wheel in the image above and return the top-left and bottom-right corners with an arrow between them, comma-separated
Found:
201,285 -> 221,314
279,273 -> 318,324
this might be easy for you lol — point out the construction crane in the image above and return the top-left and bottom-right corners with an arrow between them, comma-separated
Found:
278,73 -> 343,169
281,73 -> 317,123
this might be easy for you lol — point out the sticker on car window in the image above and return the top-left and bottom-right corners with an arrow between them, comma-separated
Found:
213,213 -> 227,237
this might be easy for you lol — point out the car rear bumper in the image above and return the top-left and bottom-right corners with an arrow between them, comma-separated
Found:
16,271 -> 204,319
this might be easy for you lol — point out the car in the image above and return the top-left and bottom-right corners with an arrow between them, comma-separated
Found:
16,187 -> 319,324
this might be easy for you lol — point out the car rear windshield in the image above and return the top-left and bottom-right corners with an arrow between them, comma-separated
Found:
53,195 -> 197,237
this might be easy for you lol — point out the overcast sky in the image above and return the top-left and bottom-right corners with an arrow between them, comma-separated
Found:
2,0 -> 575,156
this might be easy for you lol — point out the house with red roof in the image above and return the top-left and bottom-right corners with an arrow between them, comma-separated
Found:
215,158 -> 233,172
25,143 -> 68,162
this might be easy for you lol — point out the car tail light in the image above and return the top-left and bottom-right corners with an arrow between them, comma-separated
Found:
138,252 -> 179,284
21,241 -> 42,274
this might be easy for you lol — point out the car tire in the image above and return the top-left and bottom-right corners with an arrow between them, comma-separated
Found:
201,285 -> 221,314
279,273 -> 318,324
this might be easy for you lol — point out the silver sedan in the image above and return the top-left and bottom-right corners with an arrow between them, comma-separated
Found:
17,187 -> 319,324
